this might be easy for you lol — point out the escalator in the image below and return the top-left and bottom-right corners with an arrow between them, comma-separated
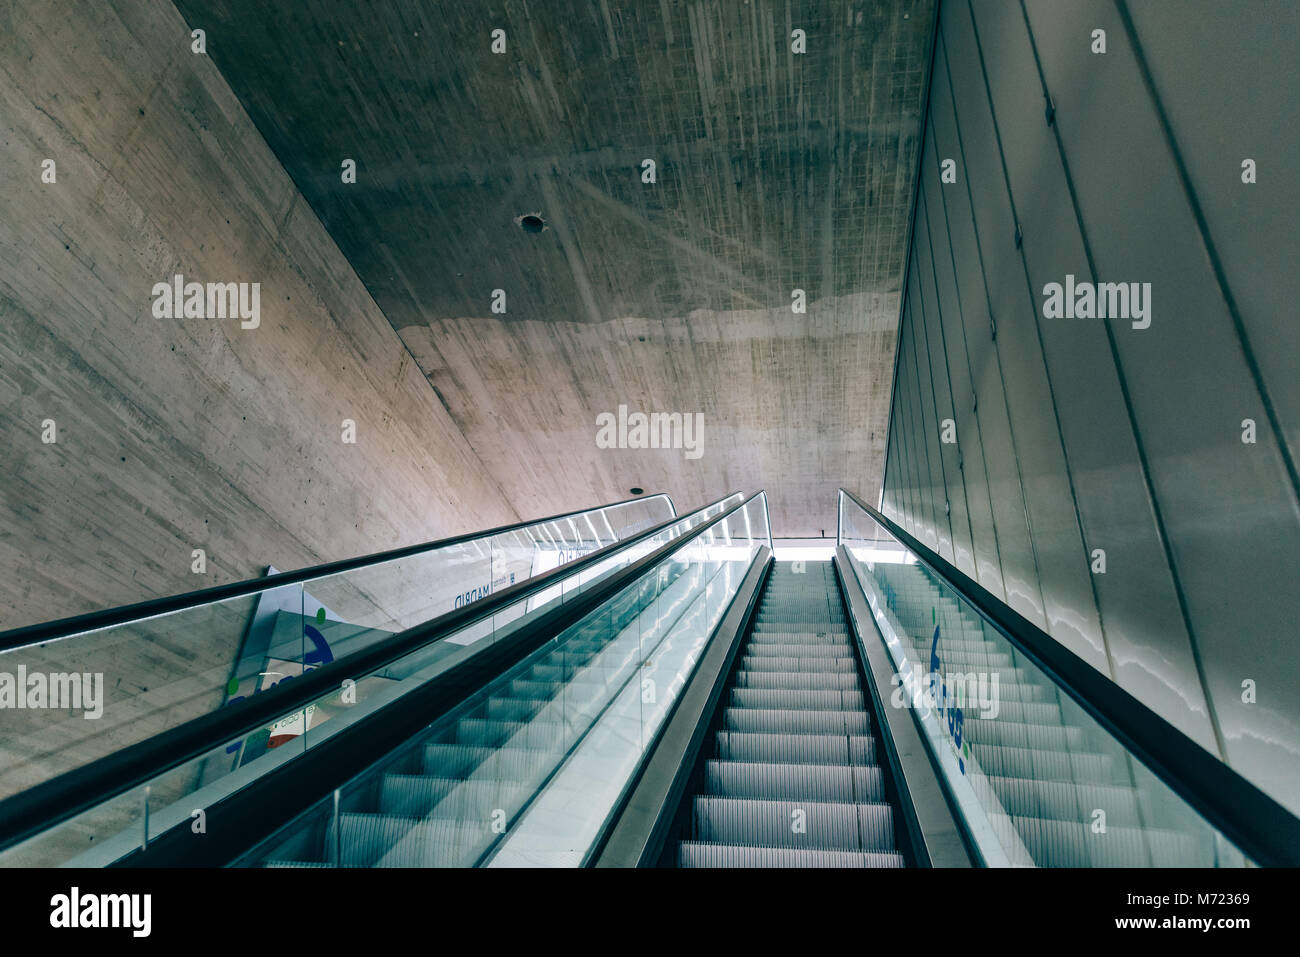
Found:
872,562 -> 1210,866
246,561 -> 697,867
0,490 -> 753,866
671,561 -> 904,867
1,487 -> 1296,869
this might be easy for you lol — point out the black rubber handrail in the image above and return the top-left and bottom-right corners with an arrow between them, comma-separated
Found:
0,491 -> 740,855
838,487 -> 1300,867
0,492 -> 675,652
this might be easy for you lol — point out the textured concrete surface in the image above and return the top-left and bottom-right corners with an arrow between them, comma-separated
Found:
0,0 -> 523,636
170,0 -> 937,536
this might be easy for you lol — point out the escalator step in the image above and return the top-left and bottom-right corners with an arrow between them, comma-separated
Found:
729,688 -> 866,711
334,813 -> 486,868
677,842 -> 904,868
1012,815 -> 1204,867
379,775 -> 533,821
713,731 -> 878,766
745,644 -> 857,658
722,707 -> 870,735
748,632 -> 852,646
422,743 -> 557,780
971,742 -> 1117,783
689,796 -> 895,852
740,655 -> 857,673
960,718 -> 1085,751
987,775 -> 1143,827
731,670 -> 859,690
704,760 -> 885,803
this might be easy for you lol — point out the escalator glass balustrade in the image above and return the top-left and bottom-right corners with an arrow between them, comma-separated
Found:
237,494 -> 773,867
0,493 -> 743,867
0,493 -> 681,804
837,490 -> 1252,867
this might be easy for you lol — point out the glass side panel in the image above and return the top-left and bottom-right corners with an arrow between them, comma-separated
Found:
0,494 -> 677,803
838,491 -> 1250,868
0,494 -> 738,866
229,494 -> 770,868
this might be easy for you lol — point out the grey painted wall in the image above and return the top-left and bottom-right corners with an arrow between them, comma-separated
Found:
881,0 -> 1300,814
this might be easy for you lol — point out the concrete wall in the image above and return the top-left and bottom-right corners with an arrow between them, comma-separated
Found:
0,0 -> 520,635
881,0 -> 1300,814
167,0 -> 938,538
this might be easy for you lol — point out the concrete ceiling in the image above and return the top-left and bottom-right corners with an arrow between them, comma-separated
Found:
173,0 -> 935,535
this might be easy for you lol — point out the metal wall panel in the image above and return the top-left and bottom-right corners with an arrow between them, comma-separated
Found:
908,208 -> 958,562
972,0 -> 1217,745
883,0 -> 1300,811
1125,0 -> 1300,462
915,186 -> 977,576
1025,0 -> 1300,811
919,140 -> 1000,594
934,23 -> 1045,626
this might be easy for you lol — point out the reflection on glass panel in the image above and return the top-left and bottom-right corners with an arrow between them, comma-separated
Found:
0,495 -> 679,807
837,491 -> 1249,868
230,494 -> 769,868
0,494 -> 743,866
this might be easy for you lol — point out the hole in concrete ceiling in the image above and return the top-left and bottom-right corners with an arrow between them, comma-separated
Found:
517,213 -> 546,233
629,487 -> 644,495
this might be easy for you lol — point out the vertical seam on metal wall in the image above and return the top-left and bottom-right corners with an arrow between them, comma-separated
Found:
964,0 -> 1115,681
918,184 -> 980,579
906,262 -> 946,551
880,0 -> 944,515
928,92 -> 1009,601
944,4 -> 1051,625
912,191 -> 963,561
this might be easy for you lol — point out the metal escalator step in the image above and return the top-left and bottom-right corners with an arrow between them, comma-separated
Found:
421,743 -> 559,780
951,680 -> 1050,703
1011,815 -> 1205,867
979,699 -> 1066,725
960,718 -> 1085,751
749,631 -> 850,644
689,796 -> 896,852
421,743 -> 495,778
379,775 -> 533,821
722,707 -> 870,735
713,731 -> 878,766
677,842 -> 904,868
749,630 -> 851,643
970,742 -> 1117,783
729,687 -> 866,711
704,760 -> 885,803
755,616 -> 844,626
335,813 -> 487,867
507,679 -> 565,700
914,649 -> 1014,668
745,644 -> 857,657
740,655 -> 857,673
731,670 -> 859,690
987,775 -> 1142,827
483,697 -> 546,722
453,718 -> 567,750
